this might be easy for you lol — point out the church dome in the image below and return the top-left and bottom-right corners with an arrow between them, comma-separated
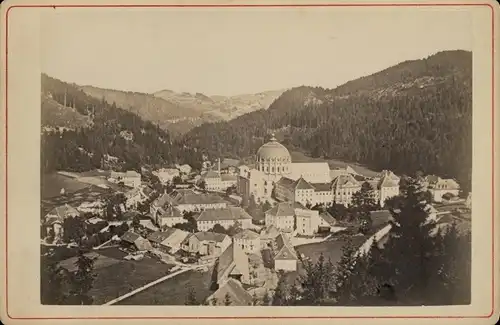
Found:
256,134 -> 291,162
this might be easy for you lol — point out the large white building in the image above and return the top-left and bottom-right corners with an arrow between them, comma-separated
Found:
422,175 -> 461,202
237,133 -> 400,208
237,133 -> 332,204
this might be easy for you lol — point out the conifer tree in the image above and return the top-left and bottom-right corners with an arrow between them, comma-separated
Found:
223,293 -> 232,306
68,250 -> 96,305
375,177 -> 438,304
185,286 -> 199,305
41,255 -> 68,305
297,253 -> 335,305
262,290 -> 270,306
272,271 -> 290,306
251,291 -> 259,306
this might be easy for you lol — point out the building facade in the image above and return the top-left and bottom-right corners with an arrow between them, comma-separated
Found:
183,231 -> 232,257
233,229 -> 261,254
264,201 -> 309,232
237,134 -> 331,204
272,233 -> 297,272
423,175 -> 461,202
203,170 -> 238,192
196,207 -> 253,232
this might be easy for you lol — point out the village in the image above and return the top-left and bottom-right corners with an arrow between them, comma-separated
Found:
41,136 -> 472,306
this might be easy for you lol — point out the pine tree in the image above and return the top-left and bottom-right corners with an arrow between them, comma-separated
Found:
251,291 -> 259,306
223,293 -> 232,306
377,177 -> 438,304
272,271 -> 290,306
262,290 -> 270,306
297,253 -> 335,305
350,182 -> 377,231
185,286 -> 199,305
68,250 -> 96,305
41,255 -> 68,304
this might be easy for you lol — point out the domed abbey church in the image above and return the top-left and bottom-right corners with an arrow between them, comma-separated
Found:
237,133 -> 400,208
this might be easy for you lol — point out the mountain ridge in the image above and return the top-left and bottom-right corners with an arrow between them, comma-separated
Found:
180,50 -> 472,193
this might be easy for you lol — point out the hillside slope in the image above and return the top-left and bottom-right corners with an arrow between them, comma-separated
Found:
41,94 -> 93,130
180,50 -> 472,192
153,89 -> 287,121
79,85 -> 211,135
78,85 -> 285,135
41,73 -> 202,172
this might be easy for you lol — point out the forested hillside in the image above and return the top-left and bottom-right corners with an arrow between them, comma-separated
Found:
41,74 -> 202,173
79,85 -> 214,135
181,50 -> 472,192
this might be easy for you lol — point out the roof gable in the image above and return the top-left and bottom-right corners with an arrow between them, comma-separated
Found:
196,207 -> 251,222
275,242 -> 297,260
207,278 -> 252,306
294,177 -> 315,190
217,243 -> 249,282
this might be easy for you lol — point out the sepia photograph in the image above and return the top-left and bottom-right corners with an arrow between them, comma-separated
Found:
1,0 -> 498,323
38,5 -> 474,307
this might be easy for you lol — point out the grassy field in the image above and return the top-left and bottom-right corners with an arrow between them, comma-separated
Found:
89,252 -> 176,305
116,268 -> 214,305
281,235 -> 370,287
41,173 -> 90,199
296,235 -> 368,265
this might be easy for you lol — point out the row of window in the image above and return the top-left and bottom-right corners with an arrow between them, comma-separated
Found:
258,165 -> 290,173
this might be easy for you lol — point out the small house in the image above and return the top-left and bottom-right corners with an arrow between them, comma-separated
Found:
206,278 -> 252,306
215,243 -> 250,286
120,231 -> 152,252
233,229 -> 261,254
272,233 -> 297,272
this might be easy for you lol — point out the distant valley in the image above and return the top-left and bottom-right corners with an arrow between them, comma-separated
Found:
77,85 -> 287,135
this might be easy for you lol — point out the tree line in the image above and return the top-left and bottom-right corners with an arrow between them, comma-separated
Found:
180,50 -> 472,194
269,177 -> 470,306
41,74 -> 203,174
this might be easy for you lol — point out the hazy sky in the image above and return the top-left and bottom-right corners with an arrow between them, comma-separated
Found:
41,7 -> 472,96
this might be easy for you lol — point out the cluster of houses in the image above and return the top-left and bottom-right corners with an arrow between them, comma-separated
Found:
42,135 -> 468,306
233,134 -> 462,209
152,163 -> 193,185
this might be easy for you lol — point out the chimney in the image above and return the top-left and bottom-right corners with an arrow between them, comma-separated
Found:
64,89 -> 67,107
218,158 -> 221,175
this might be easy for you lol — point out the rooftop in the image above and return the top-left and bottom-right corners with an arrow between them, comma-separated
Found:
233,229 -> 260,240
169,190 -> 227,206
196,207 -> 252,222
207,278 -> 252,306
312,182 -> 332,192
265,201 -> 308,217
120,231 -> 142,243
319,211 -> 337,226
274,233 -> 297,260
192,231 -> 228,243
147,229 -> 177,244
331,174 -> 361,189
217,243 -> 250,283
